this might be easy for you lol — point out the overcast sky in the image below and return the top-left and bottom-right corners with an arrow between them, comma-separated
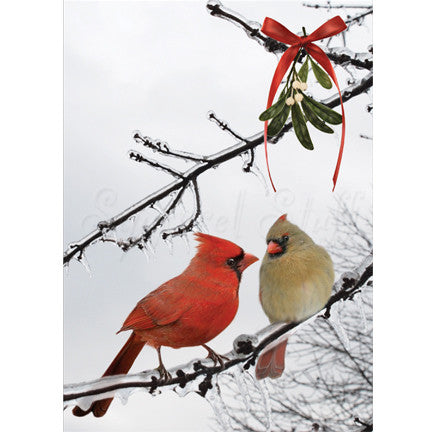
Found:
64,1 -> 372,430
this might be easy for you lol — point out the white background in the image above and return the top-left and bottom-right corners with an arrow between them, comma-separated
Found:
1,1 -> 431,432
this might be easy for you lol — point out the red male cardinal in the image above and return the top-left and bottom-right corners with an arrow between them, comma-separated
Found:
72,232 -> 258,417
256,214 -> 334,380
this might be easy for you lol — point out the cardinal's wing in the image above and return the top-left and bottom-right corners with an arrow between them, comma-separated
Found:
118,277 -> 193,332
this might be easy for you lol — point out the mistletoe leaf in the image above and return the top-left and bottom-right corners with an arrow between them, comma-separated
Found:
278,87 -> 288,100
267,104 -> 291,136
311,59 -> 332,89
259,97 -> 287,121
292,103 -> 314,150
302,93 -> 342,125
298,58 -> 309,83
301,99 -> 334,134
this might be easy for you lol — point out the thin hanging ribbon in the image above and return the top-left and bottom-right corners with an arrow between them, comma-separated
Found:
261,16 -> 347,192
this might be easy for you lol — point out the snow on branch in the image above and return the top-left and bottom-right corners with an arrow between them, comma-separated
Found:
63,71 -> 372,266
64,253 -> 372,411
206,0 -> 373,70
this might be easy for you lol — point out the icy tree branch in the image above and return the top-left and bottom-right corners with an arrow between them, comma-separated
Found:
64,253 -> 372,410
129,150 -> 184,178
64,1 -> 373,266
354,417 -> 373,431
206,0 -> 373,70
207,110 -> 247,142
63,71 -> 372,265
222,203 -> 372,431
303,2 -> 372,10
345,8 -> 373,25
132,133 -> 207,162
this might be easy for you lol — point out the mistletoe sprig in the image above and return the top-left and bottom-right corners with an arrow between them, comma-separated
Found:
259,48 -> 342,150
259,16 -> 347,191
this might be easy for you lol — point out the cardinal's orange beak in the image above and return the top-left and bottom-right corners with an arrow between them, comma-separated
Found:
239,252 -> 259,272
267,241 -> 283,255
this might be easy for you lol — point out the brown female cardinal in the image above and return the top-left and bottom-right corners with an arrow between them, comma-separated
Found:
256,214 -> 334,380
72,232 -> 258,417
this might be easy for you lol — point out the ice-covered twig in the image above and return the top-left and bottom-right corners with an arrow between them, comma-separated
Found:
161,180 -> 201,239
129,150 -> 183,178
133,132 -> 207,162
326,47 -> 373,70
345,8 -> 373,25
303,2 -> 372,10
64,0 -> 373,266
206,111 -> 255,174
207,111 -> 247,143
241,149 -> 255,173
224,204 -> 372,431
322,253 -> 372,319
116,186 -> 187,252
354,417 -> 373,431
63,72 -> 372,265
206,0 -> 373,70
64,254 -> 372,409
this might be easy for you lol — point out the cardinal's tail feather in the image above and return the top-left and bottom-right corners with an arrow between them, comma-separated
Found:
255,339 -> 288,380
72,332 -> 146,418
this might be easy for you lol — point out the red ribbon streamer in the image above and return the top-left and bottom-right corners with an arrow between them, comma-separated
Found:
261,16 -> 347,192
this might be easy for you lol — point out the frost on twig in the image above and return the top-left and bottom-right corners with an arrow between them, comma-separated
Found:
64,254 -> 372,411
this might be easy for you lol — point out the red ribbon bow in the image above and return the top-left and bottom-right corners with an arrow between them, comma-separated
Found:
261,16 -> 347,192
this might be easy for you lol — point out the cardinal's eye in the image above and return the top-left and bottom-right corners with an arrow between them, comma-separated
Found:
283,235 -> 290,242
227,258 -> 235,266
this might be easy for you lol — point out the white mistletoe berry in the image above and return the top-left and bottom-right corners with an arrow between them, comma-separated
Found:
300,82 -> 308,91
292,80 -> 301,89
286,96 -> 295,106
294,93 -> 304,103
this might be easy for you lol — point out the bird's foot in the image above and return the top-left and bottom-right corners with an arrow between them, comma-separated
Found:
203,344 -> 229,368
156,364 -> 172,382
